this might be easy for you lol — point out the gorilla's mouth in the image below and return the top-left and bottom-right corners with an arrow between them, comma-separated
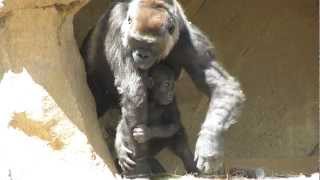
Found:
159,94 -> 173,105
132,49 -> 159,69
167,94 -> 173,102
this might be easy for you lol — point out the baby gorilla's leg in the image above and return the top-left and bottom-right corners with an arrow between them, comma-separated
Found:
148,158 -> 166,174
169,131 -> 198,174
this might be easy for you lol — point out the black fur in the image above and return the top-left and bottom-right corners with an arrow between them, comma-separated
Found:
116,64 -> 197,174
80,0 -> 245,176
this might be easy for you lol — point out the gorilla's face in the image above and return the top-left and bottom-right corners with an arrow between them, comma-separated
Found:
152,78 -> 175,105
149,64 -> 176,105
121,0 -> 180,69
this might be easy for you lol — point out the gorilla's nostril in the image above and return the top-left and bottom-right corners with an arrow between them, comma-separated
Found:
137,52 -> 149,59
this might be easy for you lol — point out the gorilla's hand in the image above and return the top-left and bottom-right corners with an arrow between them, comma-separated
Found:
133,124 -> 152,143
194,131 -> 224,175
117,142 -> 136,172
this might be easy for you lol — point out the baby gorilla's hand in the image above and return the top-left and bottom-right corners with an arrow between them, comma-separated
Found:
133,124 -> 152,143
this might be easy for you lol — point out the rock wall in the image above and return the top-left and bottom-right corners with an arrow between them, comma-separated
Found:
0,0 -> 117,179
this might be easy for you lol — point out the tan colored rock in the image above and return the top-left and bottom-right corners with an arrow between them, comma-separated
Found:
0,0 -> 117,179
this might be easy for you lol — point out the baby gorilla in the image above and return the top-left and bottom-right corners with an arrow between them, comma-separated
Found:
115,64 -> 197,174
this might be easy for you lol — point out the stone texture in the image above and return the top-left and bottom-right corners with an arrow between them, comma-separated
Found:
0,0 -> 117,179
73,0 -> 318,176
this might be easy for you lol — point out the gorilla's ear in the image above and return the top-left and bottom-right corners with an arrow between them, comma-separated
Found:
147,77 -> 154,89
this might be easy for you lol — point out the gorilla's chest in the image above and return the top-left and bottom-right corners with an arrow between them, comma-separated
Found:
147,103 -> 172,126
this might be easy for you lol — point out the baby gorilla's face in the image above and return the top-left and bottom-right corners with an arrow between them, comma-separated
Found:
149,65 -> 176,105
153,79 -> 175,105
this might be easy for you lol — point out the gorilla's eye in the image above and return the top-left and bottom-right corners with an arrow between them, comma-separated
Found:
128,17 -> 132,24
168,24 -> 175,34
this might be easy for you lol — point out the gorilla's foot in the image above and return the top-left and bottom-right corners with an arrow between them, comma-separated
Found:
197,164 -> 226,179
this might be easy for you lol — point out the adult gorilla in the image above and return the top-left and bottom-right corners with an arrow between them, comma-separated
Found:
80,0 -> 245,175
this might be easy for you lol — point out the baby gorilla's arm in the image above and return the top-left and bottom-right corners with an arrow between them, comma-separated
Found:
133,123 -> 180,143
133,102 -> 181,143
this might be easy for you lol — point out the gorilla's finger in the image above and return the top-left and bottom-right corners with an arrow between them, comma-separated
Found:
119,161 -> 127,172
132,130 -> 138,133
133,128 -> 143,132
123,146 -> 133,154
196,157 -> 205,171
194,153 -> 198,162
133,132 -> 143,136
123,161 -> 134,171
133,131 -> 143,134
203,161 -> 211,174
124,156 -> 136,166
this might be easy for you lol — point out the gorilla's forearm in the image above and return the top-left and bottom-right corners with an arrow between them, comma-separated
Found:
200,61 -> 245,135
113,56 -> 148,130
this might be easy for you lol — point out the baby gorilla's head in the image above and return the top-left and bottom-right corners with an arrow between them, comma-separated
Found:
149,64 -> 175,105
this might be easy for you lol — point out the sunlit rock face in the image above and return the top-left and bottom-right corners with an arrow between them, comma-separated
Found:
0,0 -> 116,179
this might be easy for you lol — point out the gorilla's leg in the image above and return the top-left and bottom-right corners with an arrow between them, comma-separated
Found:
169,132 -> 198,174
148,158 -> 166,174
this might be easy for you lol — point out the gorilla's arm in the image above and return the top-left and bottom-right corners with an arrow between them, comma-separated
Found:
133,123 -> 179,143
113,58 -> 148,130
171,25 -> 245,173
112,51 -> 149,159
